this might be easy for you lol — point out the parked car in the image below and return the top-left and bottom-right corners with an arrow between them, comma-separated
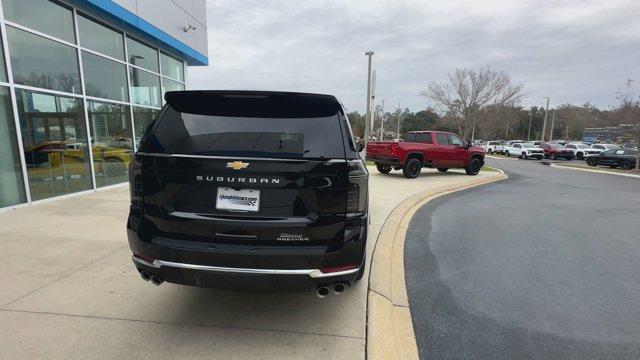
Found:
504,140 -> 525,147
540,143 -> 574,160
366,130 -> 485,178
564,143 -> 601,160
128,91 -> 368,296
590,144 -> 621,153
531,141 -> 542,146
504,142 -> 544,159
586,149 -> 638,170
548,139 -> 568,147
484,141 -> 504,154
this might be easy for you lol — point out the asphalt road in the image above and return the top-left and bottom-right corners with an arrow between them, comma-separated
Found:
405,159 -> 640,360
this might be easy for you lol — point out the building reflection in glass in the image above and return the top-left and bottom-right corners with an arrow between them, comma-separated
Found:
16,90 -> 92,200
87,101 -> 133,187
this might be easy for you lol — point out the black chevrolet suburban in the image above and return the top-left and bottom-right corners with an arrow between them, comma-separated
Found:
127,91 -> 368,297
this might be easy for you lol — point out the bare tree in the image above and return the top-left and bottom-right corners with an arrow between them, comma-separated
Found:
615,79 -> 640,170
422,67 -> 524,140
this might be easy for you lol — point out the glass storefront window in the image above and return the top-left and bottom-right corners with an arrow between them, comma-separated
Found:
82,51 -> 128,102
161,78 -> 185,99
160,53 -> 184,82
16,90 -> 91,200
127,37 -> 158,72
1,0 -> 75,43
129,68 -> 160,107
77,14 -> 124,60
0,36 -> 7,83
87,101 -> 133,187
0,86 -> 26,207
133,106 -> 159,147
7,27 -> 81,94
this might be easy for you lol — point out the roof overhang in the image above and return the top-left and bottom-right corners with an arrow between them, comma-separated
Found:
71,0 -> 209,66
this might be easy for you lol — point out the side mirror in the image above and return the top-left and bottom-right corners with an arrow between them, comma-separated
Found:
356,143 -> 364,152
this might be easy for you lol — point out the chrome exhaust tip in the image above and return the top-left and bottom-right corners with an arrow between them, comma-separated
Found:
149,274 -> 163,286
333,282 -> 348,295
316,285 -> 330,298
139,271 -> 150,281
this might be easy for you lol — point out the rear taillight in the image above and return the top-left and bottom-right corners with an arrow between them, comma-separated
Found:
347,160 -> 368,213
130,153 -> 143,207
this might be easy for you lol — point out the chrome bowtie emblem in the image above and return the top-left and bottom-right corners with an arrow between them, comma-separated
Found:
226,161 -> 249,170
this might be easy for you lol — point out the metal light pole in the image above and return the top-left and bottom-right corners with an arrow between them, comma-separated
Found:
364,51 -> 374,150
541,97 -> 550,142
549,110 -> 556,141
527,111 -> 532,141
396,103 -> 402,140
379,99 -> 385,140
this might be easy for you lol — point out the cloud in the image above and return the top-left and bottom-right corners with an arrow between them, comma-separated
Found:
189,0 -> 640,112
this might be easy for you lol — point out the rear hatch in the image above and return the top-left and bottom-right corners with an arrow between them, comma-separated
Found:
136,91 -> 357,249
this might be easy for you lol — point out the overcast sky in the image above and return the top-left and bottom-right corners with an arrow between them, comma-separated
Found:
188,0 -> 640,113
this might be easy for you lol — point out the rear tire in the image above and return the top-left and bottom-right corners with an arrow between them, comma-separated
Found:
620,160 -> 633,170
504,150 -> 510,157
586,158 -> 597,166
520,152 -> 527,159
465,158 -> 482,175
437,168 -> 449,173
376,164 -> 392,174
402,158 -> 422,179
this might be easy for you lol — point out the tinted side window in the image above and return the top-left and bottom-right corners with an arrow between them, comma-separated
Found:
514,144 -> 522,148
415,133 -> 432,144
435,133 -> 449,145
404,133 -> 416,142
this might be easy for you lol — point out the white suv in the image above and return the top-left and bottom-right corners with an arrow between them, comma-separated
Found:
590,144 -> 621,153
564,143 -> 601,159
484,141 -> 504,154
504,142 -> 544,159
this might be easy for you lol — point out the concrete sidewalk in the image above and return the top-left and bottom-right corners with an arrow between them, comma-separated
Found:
0,168 -> 496,360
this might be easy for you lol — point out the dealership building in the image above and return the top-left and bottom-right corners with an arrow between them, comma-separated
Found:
0,0 -> 209,210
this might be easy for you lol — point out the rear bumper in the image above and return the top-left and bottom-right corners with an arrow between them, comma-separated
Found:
366,155 -> 399,166
132,255 -> 360,292
127,211 -> 367,292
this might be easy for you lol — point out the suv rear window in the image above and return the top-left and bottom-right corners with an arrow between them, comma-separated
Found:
143,92 -> 347,159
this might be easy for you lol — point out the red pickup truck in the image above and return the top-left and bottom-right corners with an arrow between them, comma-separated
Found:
366,131 -> 485,178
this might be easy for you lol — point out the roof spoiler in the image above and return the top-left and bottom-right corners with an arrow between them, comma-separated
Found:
164,90 -> 341,118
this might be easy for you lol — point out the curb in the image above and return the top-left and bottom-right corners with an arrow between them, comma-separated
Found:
485,155 -> 517,161
366,171 -> 507,360
549,164 -> 640,179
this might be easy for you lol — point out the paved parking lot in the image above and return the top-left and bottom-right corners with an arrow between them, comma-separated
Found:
406,159 -> 640,359
0,167 -> 496,360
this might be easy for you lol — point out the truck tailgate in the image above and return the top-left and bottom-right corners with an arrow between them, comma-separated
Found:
366,141 -> 399,158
